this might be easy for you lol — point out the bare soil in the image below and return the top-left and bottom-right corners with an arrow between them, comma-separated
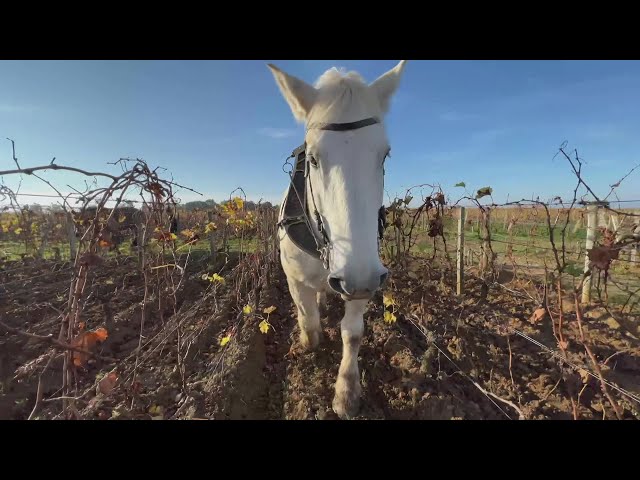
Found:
1,254 -> 639,420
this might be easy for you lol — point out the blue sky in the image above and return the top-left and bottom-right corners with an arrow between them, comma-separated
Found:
1,60 -> 639,207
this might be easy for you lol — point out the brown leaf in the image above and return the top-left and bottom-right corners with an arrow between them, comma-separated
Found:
98,372 -> 118,395
427,217 -> 443,237
148,182 -> 165,199
588,245 -> 619,271
70,327 -> 109,367
529,307 -> 546,323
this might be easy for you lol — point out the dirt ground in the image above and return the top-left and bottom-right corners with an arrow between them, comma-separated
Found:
1,252 -> 639,420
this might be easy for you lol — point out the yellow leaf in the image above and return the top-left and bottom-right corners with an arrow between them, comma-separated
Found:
204,222 -> 217,234
210,273 -> 225,284
149,405 -> 163,415
14,227 -> 23,235
219,335 -> 231,347
263,305 -> 276,315
118,215 -> 126,223
180,229 -> 195,238
170,233 -> 177,240
242,305 -> 253,315
383,294 -> 395,307
259,320 -> 270,334
233,197 -> 244,210
384,311 -> 397,324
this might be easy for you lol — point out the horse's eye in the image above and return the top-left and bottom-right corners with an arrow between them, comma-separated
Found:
308,155 -> 318,167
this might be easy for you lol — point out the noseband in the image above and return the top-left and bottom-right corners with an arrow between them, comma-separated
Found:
278,116 -> 388,269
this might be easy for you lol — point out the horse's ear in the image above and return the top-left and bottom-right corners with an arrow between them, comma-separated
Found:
267,64 -> 318,123
369,60 -> 407,115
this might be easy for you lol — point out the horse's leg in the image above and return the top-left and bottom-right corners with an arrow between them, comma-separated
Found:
316,290 -> 327,317
332,299 -> 367,419
288,278 -> 323,350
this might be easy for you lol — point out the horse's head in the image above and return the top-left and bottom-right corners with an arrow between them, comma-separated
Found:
269,61 -> 407,300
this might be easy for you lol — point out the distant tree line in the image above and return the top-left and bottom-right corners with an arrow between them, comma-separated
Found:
182,199 -> 275,211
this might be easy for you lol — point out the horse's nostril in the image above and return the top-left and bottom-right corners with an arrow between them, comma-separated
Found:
328,276 -> 347,295
379,272 -> 388,286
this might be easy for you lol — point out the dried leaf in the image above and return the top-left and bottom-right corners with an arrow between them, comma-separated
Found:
427,217 -> 443,237
605,317 -> 621,330
578,368 -> 590,384
263,305 -> 276,315
148,182 -> 165,199
98,372 -> 118,395
70,327 -> 109,367
93,328 -> 108,341
588,245 -> 619,271
475,187 -> 493,199
155,230 -> 177,242
529,307 -> 546,323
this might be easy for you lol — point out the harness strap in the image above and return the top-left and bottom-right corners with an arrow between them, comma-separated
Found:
278,116 -> 387,270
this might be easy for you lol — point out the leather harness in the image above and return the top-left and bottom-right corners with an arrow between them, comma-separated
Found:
277,117 -> 388,269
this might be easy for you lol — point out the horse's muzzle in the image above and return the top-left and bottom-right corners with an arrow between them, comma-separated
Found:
328,271 -> 388,300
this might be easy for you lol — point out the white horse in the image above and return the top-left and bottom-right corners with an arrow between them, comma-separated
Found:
267,60 -> 407,418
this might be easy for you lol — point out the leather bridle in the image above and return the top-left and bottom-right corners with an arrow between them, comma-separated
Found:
278,116 -> 388,270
